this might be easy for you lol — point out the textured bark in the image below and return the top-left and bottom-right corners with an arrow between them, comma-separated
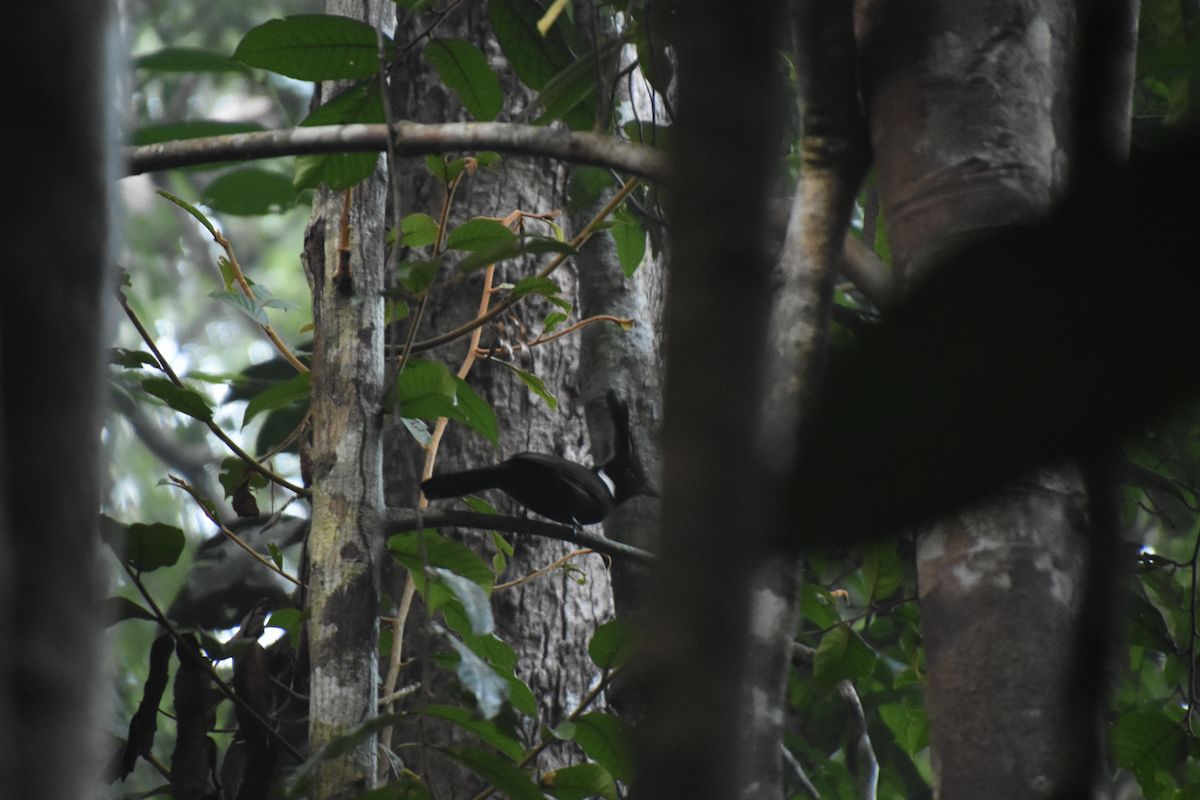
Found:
737,3 -> 874,798
1,2 -> 116,799
302,4 -> 391,798
634,2 -> 787,800
380,6 -> 618,797
855,2 -> 1083,798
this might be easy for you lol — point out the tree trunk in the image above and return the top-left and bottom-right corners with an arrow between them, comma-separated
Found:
2,1 -> 116,798
379,6 -> 638,796
303,2 -> 390,797
855,2 -> 1087,797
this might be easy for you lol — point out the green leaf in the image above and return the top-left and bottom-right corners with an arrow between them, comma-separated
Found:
425,154 -> 468,183
572,713 -> 633,784
201,168 -> 298,216
632,25 -> 672,95
141,377 -> 214,422
294,83 -> 385,191
542,763 -> 618,800
475,151 -> 502,166
210,290 -> 268,326
588,618 -> 637,670
425,705 -> 523,760
489,0 -> 576,92
566,166 -> 616,213
813,625 -> 877,686
622,121 -> 670,149
132,120 -> 264,147
445,218 -> 517,252
434,625 -> 511,720
136,47 -> 252,74
1111,709 -> 1184,794
425,39 -> 503,121
511,276 -> 562,301
800,582 -> 841,629
243,371 -> 311,428
110,348 -> 160,370
878,695 -> 929,755
232,14 -> 395,80
453,377 -> 500,449
105,596 -> 158,625
531,44 -> 617,131
388,530 -> 496,593
156,190 -> 219,239
861,541 -> 904,602
457,237 -> 577,273
400,213 -> 441,248
444,746 -> 544,800
267,607 -> 310,648
396,359 -> 461,422
126,522 -> 186,572
542,312 -> 568,334
498,362 -> 557,409
609,211 -> 645,277
1126,587 -> 1176,653
268,542 -> 284,569
430,567 -> 494,636
397,259 -> 443,295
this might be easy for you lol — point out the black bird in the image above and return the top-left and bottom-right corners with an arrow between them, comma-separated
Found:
421,391 -> 657,526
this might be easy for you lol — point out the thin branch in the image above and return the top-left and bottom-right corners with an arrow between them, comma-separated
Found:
124,123 -> 669,181
472,314 -> 634,356
407,176 -> 641,354
117,291 -> 310,498
836,680 -> 878,800
383,508 -> 655,564
493,549 -> 601,590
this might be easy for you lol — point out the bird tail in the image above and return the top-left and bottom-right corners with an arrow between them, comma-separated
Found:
420,466 -> 506,499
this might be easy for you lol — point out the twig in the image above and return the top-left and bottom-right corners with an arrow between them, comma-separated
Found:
494,549 -> 600,590
117,291 -> 310,498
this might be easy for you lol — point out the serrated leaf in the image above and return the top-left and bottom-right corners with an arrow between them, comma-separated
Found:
141,377 -> 214,422
446,218 -> 517,252
425,39 -> 503,121
400,213 -> 441,248
210,290 -> 268,325
396,358 -> 460,420
136,47 -> 253,74
434,626 -> 511,720
201,168 -> 298,216
588,618 -> 638,670
105,596 -> 158,625
425,705 -> 523,760
243,371 -> 311,428
814,625 -> 877,686
572,713 -> 633,784
125,522 -> 186,572
445,746 -> 543,799
542,763 -> 618,800
232,14 -> 395,80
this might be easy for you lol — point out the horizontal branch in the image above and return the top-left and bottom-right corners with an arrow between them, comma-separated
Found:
124,122 -> 671,181
382,507 -> 656,564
